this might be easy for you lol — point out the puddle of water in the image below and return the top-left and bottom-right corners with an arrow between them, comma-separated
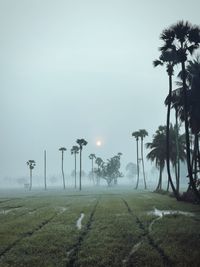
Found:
148,208 -> 194,218
0,208 -> 21,215
76,213 -> 85,230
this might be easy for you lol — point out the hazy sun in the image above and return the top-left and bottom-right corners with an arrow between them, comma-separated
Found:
96,140 -> 102,147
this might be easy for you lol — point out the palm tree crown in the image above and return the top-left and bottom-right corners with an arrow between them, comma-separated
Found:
76,139 -> 88,149
71,146 -> 79,155
27,160 -> 36,169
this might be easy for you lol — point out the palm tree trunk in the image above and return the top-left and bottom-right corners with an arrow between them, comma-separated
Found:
156,166 -> 162,191
44,150 -> 47,190
182,60 -> 200,200
141,138 -> 147,189
79,149 -> 82,191
166,74 -> 179,199
75,153 -> 77,189
92,158 -> 94,184
135,139 -> 139,189
175,109 -> 180,193
193,134 -> 198,182
61,152 -> 65,189
29,169 -> 32,191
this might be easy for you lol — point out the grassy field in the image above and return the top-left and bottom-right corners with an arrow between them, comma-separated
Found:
0,187 -> 200,267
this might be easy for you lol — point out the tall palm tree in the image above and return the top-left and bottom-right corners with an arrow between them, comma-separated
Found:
160,20 -> 200,200
71,146 -> 79,189
132,131 -> 140,189
138,129 -> 148,189
76,139 -> 87,191
153,49 -> 179,198
89,153 -> 96,184
169,125 -> 187,193
26,160 -> 36,191
44,150 -> 47,190
59,147 -> 67,189
146,125 -> 186,192
146,126 -> 166,191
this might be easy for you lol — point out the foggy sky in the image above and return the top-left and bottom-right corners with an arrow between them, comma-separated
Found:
0,0 -> 200,181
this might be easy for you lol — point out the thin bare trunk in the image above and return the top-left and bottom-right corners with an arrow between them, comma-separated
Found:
156,166 -> 162,191
141,138 -> 147,189
135,139 -> 139,189
44,150 -> 47,190
75,153 -> 77,189
29,169 -> 32,191
61,152 -> 65,189
166,74 -> 179,199
79,149 -> 82,191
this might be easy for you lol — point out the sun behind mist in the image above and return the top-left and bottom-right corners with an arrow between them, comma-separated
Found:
96,140 -> 102,147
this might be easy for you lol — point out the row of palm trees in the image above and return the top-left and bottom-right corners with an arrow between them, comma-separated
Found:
146,125 -> 186,193
153,20 -> 200,201
58,139 -> 88,191
131,129 -> 148,189
26,138 -> 87,191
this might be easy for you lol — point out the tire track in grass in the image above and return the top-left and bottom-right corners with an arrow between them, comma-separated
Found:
122,198 -> 173,267
66,199 -> 99,267
0,212 -> 57,261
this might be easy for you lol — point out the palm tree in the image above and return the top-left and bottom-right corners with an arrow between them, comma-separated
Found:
132,131 -> 140,189
89,154 -> 96,184
44,150 -> 47,190
26,160 -> 36,191
160,20 -> 200,200
76,139 -> 88,191
146,125 -> 186,193
138,129 -> 148,189
153,49 -> 179,198
59,147 -> 67,189
169,125 -> 187,193
71,146 -> 79,189
146,126 -> 166,191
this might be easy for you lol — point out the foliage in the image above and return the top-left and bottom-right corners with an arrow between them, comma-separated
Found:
94,153 -> 123,186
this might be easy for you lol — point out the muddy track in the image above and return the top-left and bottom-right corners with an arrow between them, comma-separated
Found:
122,198 -> 173,266
0,212 -> 57,261
66,199 -> 99,267
0,198 -> 22,205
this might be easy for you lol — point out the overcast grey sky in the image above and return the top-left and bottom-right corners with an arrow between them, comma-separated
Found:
0,0 -> 200,181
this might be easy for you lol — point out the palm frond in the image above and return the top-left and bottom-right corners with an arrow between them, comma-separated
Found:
153,59 -> 163,67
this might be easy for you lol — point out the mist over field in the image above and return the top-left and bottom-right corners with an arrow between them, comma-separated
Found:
1,0 -> 200,189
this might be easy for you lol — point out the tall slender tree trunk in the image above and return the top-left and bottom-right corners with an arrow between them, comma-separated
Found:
141,138 -> 147,189
75,153 -> 77,189
29,169 -> 32,191
166,73 -> 179,199
175,109 -> 180,193
193,134 -> 198,182
182,60 -> 200,200
79,149 -> 82,191
61,152 -> 66,189
156,166 -> 162,191
135,139 -> 139,189
44,150 -> 47,190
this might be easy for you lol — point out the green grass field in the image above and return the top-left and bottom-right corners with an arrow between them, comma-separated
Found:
0,187 -> 200,267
